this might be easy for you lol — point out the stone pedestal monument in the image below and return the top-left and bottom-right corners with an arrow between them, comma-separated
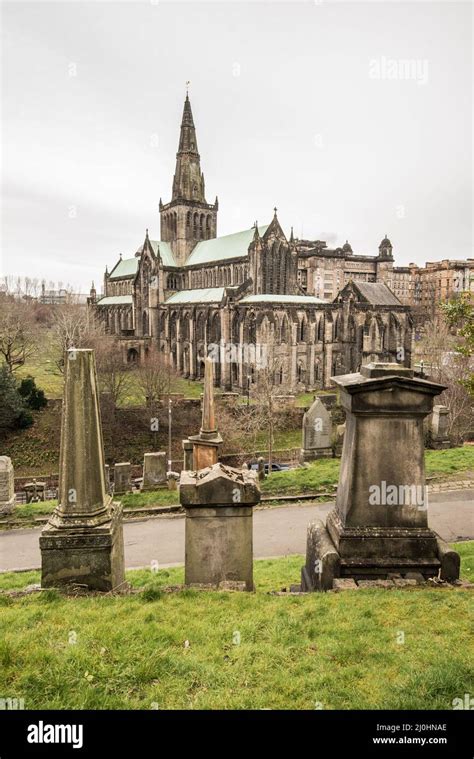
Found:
302,363 -> 460,590
180,463 -> 260,590
40,349 -> 125,591
0,456 -> 15,515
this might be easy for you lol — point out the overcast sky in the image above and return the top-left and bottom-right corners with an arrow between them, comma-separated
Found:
1,0 -> 472,292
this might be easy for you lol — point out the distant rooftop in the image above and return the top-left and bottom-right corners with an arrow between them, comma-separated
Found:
186,225 -> 269,267
240,294 -> 326,305
108,258 -> 138,280
345,281 -> 401,307
165,287 -> 225,305
96,295 -> 133,306
148,240 -> 178,268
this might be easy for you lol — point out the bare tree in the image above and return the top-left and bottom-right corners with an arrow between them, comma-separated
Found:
246,348 -> 289,471
0,296 -> 37,372
95,337 -> 133,413
414,310 -> 456,374
135,347 -> 174,410
418,306 -> 474,443
51,303 -> 102,371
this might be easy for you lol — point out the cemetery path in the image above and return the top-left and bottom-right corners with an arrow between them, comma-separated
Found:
0,490 -> 472,572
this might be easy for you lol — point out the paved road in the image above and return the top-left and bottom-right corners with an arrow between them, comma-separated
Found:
0,490 -> 472,573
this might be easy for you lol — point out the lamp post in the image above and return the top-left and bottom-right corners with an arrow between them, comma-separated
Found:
168,397 -> 172,473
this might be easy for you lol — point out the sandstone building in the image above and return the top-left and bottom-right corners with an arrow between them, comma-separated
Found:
92,94 -> 413,391
403,259 -> 474,313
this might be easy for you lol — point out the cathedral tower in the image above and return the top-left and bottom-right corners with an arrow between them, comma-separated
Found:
160,93 -> 218,265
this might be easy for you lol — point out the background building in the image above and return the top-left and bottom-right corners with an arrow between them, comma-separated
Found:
92,95 -> 413,391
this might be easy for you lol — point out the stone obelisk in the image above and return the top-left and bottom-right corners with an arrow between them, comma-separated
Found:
188,357 -> 223,469
40,349 -> 125,591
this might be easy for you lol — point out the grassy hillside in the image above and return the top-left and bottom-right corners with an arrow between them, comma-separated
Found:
2,401 -> 304,478
261,446 -> 474,496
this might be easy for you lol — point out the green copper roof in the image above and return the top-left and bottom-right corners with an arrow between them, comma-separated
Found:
165,287 -> 225,305
96,295 -> 133,306
186,225 -> 269,266
149,240 -> 178,268
108,258 -> 138,280
240,294 -> 326,305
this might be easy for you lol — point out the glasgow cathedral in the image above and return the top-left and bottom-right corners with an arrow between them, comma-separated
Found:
91,94 -> 412,391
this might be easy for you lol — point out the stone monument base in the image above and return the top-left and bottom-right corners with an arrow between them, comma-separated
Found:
40,504 -> 125,592
299,447 -> 333,463
302,510 -> 460,591
0,496 -> 15,516
430,438 -> 451,450
184,505 -> 254,591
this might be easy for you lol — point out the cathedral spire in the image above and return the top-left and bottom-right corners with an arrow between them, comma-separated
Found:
172,93 -> 206,203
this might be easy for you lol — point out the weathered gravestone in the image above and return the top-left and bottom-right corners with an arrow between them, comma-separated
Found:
142,452 -> 167,490
300,394 -> 336,461
430,405 -> 451,449
114,462 -> 132,495
180,463 -> 260,591
0,456 -> 15,515
40,349 -> 125,591
302,363 -> 460,590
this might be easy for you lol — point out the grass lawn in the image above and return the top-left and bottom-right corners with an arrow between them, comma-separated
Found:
0,544 -> 472,710
16,334 -> 65,400
17,336 -> 319,408
17,341 -> 205,404
9,489 -> 180,521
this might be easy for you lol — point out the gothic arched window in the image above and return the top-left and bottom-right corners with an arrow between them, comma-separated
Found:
317,318 -> 324,342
